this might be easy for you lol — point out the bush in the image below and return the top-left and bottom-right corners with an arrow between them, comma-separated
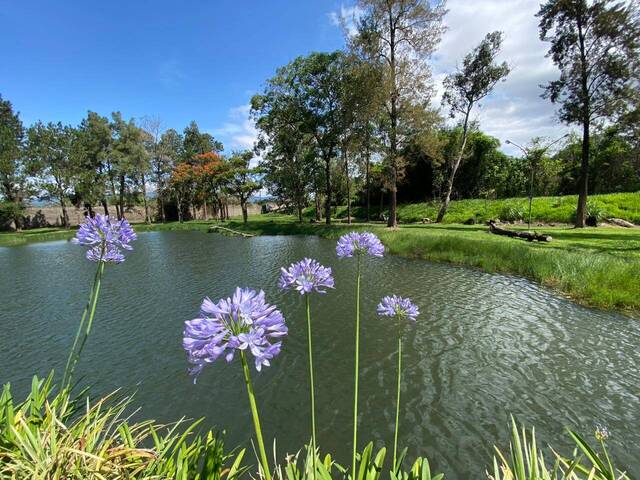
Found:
499,202 -> 526,222
0,373 -> 246,479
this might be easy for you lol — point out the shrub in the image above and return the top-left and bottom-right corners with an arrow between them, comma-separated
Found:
0,373 -> 246,479
499,203 -> 526,222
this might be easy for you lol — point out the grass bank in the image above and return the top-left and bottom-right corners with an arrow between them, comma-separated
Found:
2,215 -> 639,317
223,215 -> 640,317
326,191 -> 640,224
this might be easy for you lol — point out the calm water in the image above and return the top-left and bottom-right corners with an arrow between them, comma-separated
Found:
1,232 -> 639,478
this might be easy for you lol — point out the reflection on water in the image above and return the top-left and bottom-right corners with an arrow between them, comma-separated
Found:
1,231 -> 638,478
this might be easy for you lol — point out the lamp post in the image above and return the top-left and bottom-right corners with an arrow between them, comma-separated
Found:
506,134 -> 569,231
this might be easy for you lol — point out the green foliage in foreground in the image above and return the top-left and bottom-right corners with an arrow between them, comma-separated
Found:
491,418 -> 628,480
0,375 -> 630,479
0,373 -> 246,479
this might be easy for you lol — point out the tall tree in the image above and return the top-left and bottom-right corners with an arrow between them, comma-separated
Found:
182,121 -> 222,163
225,151 -> 262,224
253,52 -> 348,224
109,113 -> 148,220
0,94 -> 26,230
252,90 -> 316,222
156,128 -> 182,221
353,0 -> 446,226
538,0 -> 640,227
26,122 -> 79,228
76,111 -> 112,216
140,116 -> 164,223
436,31 -> 510,222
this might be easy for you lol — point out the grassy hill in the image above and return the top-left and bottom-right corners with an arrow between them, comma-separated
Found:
328,192 -> 640,225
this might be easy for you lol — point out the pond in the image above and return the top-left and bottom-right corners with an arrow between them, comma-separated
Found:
1,231 -> 639,478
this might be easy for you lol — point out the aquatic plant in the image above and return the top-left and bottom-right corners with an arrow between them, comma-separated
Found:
377,295 -> 419,468
183,287 -> 287,480
63,214 -> 137,388
280,258 -> 335,478
336,231 -> 384,476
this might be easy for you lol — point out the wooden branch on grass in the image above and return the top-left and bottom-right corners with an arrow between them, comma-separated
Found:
208,225 -> 255,237
487,220 -> 552,242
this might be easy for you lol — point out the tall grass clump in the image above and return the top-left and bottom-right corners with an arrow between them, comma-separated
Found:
0,373 -> 246,479
491,417 -> 629,480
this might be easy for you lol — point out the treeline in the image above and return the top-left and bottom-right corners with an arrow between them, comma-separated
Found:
0,101 -> 262,230
2,0 -> 638,231
251,0 -> 639,227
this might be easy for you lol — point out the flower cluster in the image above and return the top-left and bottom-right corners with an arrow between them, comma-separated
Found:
279,258 -> 335,295
595,425 -> 610,441
377,295 -> 420,322
336,232 -> 384,258
183,287 -> 288,377
72,214 -> 136,263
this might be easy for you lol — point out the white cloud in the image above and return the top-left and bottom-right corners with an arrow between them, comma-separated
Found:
328,5 -> 364,38
212,104 -> 258,152
329,0 -> 574,156
433,0 -> 572,155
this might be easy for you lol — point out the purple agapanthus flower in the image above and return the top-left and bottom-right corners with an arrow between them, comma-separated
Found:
183,287 -> 287,378
279,258 -> 335,295
72,214 -> 136,263
336,231 -> 384,258
377,295 -> 419,322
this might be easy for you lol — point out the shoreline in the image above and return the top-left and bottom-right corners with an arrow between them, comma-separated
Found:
2,216 -> 639,318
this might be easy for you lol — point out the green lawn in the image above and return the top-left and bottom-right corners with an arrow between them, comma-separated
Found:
2,213 -> 639,317
327,191 -> 640,225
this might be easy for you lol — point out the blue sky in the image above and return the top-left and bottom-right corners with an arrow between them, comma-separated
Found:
1,1 -> 569,156
1,1 -> 346,151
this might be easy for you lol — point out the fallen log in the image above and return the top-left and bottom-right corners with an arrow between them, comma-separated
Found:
208,225 -> 255,237
607,217 -> 635,228
487,220 -> 552,242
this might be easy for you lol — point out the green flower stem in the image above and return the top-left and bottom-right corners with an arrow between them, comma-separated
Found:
63,260 -> 105,388
351,256 -> 361,476
393,332 -> 402,469
306,295 -> 317,480
240,350 -> 272,480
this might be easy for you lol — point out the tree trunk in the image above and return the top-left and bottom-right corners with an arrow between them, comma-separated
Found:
437,111 -> 471,223
575,120 -> 589,228
177,195 -> 183,223
118,175 -> 126,220
315,190 -> 322,221
158,195 -> 165,223
297,203 -> 303,223
365,149 -> 371,222
141,173 -> 151,223
324,156 -> 331,225
387,9 -> 398,228
101,199 -> 109,216
575,21 -> 590,229
241,200 -> 248,224
344,149 -> 352,224
59,195 -> 70,229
